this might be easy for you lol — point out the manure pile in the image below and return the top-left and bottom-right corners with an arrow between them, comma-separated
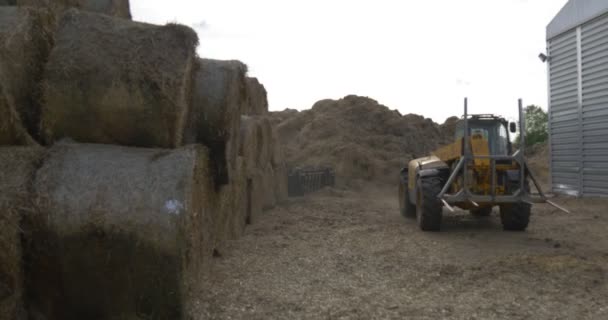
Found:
271,95 -> 458,188
0,1 -> 285,319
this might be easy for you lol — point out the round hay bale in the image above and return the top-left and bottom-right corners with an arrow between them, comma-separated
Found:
0,147 -> 44,320
243,77 -> 268,116
239,115 -> 261,174
213,156 -> 248,245
261,163 -> 276,210
247,169 -> 265,224
184,58 -> 247,186
273,163 -> 288,203
0,7 -> 55,145
16,0 -> 131,19
29,142 -> 215,319
40,10 -> 198,148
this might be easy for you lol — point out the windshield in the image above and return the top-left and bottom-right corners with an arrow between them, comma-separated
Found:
455,120 -> 510,155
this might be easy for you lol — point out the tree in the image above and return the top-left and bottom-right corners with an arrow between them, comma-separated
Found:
516,105 -> 548,147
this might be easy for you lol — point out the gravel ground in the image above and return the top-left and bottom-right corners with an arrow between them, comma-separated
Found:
202,188 -> 608,320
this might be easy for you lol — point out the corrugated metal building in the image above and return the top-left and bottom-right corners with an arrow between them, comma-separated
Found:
547,0 -> 608,197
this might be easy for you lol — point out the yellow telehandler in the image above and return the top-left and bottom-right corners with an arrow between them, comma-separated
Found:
398,98 -> 567,231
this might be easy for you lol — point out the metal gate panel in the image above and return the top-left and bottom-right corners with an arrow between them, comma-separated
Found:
548,29 -> 580,195
581,12 -> 608,196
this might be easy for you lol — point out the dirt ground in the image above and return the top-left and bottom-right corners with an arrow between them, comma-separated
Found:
202,187 -> 608,320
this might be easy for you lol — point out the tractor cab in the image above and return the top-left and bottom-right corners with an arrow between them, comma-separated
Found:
454,115 -> 514,157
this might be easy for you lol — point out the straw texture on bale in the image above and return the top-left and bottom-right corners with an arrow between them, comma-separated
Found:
268,126 -> 288,203
243,77 -> 268,116
16,0 -> 131,19
184,59 -> 247,186
261,164 -> 276,209
28,142 -> 215,319
214,156 -> 249,244
239,116 -> 274,221
0,7 -> 54,145
41,10 -> 198,148
0,147 -> 43,320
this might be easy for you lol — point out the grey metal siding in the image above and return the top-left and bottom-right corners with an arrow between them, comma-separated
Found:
548,29 -> 581,196
581,12 -> 608,196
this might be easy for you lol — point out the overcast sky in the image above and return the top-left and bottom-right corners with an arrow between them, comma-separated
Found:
131,0 -> 568,123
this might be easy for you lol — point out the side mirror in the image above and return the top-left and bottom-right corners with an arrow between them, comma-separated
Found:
509,122 -> 517,133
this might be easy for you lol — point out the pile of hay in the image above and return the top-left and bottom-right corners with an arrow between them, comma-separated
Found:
28,142 -> 215,319
0,147 -> 43,320
0,7 -> 55,145
15,0 -> 131,19
184,59 -> 248,186
41,9 -> 198,148
270,95 -> 457,188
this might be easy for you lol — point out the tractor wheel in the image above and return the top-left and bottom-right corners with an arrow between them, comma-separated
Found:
416,176 -> 443,231
499,202 -> 532,231
399,178 -> 416,218
470,207 -> 492,217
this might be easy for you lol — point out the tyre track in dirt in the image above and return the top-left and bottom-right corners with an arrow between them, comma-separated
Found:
202,188 -> 608,320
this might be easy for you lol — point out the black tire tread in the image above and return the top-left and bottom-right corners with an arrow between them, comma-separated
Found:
416,176 -> 443,231
499,202 -> 532,231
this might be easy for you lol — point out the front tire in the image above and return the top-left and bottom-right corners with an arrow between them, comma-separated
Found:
499,202 -> 531,231
416,176 -> 443,231
399,179 -> 416,218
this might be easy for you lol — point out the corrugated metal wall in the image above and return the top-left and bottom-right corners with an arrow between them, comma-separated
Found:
581,13 -> 608,196
548,29 -> 580,196
548,12 -> 608,197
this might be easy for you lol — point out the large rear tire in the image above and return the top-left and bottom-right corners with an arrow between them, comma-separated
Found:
416,176 -> 443,231
499,202 -> 531,231
471,207 -> 492,217
399,178 -> 416,218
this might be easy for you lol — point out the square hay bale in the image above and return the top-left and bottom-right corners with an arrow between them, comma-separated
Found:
41,10 -> 198,148
184,59 -> 247,187
243,77 -> 268,116
0,7 -> 55,145
16,0 -> 131,19
0,147 -> 44,320
28,142 -> 215,319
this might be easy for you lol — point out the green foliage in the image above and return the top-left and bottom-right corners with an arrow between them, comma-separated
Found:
516,105 -> 548,147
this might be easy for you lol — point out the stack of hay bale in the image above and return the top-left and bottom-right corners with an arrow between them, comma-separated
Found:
239,78 -> 288,224
0,1 -> 287,319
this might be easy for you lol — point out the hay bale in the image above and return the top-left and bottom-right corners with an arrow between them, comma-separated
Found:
28,142 -> 215,319
239,116 -> 275,219
0,1 -> 16,6
16,0 -> 131,19
213,157 -> 248,244
0,147 -> 44,320
184,59 -> 247,186
243,77 -> 268,115
41,10 -> 198,148
273,163 -> 288,203
261,163 -> 276,209
0,7 -> 54,145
